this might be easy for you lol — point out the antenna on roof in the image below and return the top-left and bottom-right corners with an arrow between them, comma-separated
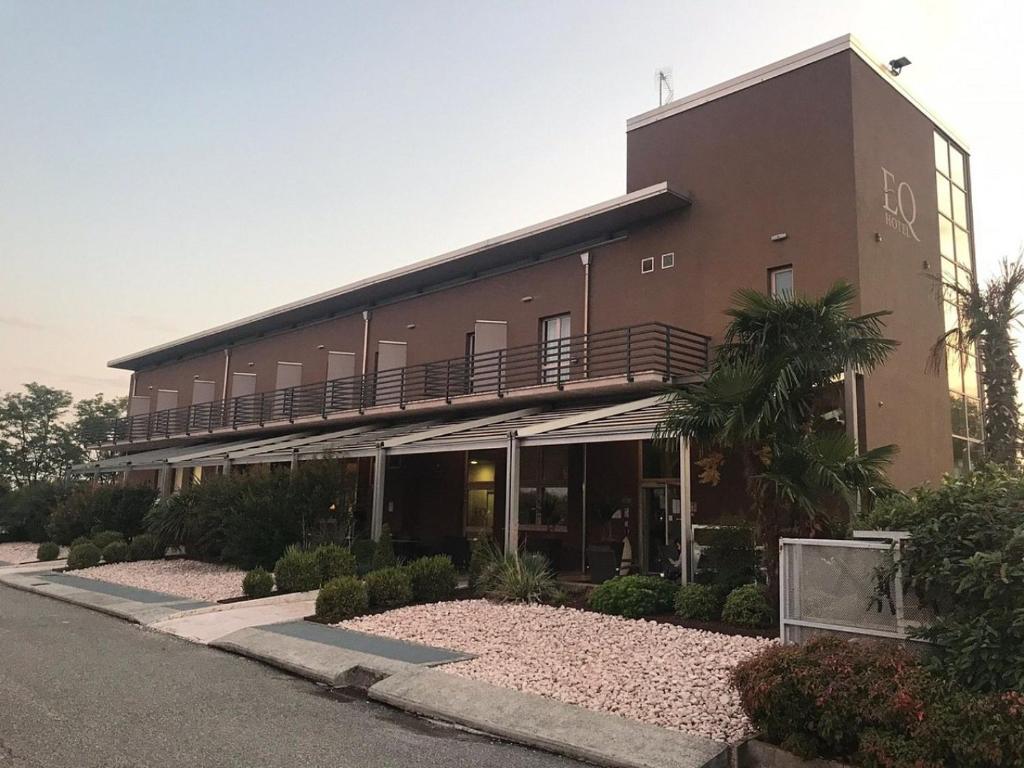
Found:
655,67 -> 674,107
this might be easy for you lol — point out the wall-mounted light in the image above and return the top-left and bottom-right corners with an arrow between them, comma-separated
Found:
521,296 -> 533,303
193,374 -> 200,380
888,56 -> 911,76
406,323 -> 416,329
316,344 -> 325,350
770,232 -> 788,242
247,362 -> 255,368
469,459 -> 479,465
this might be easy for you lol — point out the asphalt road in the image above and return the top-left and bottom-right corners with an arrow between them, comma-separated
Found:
0,584 -> 583,768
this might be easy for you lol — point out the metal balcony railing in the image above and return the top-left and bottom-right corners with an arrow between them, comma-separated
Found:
85,322 -> 709,446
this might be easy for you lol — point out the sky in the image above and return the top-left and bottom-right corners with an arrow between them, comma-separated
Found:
1,0 -> 1022,404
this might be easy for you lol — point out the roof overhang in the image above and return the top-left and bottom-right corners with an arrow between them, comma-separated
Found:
74,396 -> 676,474
109,182 -> 690,371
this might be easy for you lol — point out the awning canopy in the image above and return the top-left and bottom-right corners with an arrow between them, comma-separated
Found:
75,396 -> 675,474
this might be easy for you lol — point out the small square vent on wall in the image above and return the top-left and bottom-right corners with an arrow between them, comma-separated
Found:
661,252 -> 675,269
641,256 -> 655,274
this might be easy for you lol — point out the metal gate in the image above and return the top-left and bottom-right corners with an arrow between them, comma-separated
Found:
779,536 -> 932,644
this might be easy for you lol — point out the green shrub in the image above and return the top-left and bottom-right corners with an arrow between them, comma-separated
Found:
693,525 -> 758,591
478,550 -> 559,603
405,555 -> 457,603
142,460 -> 354,570
0,482 -> 66,542
313,543 -> 356,584
892,466 -> 1024,693
36,542 -> 60,561
102,540 -> 128,563
66,542 -> 101,570
315,576 -> 369,622
732,636 -> 1024,767
351,538 -> 376,575
128,533 -> 164,561
70,535 -> 92,548
242,567 -> 274,599
48,485 -> 156,544
365,566 -> 413,610
91,530 -> 124,550
674,583 -> 725,621
273,546 -> 319,593
587,575 -> 676,618
371,524 -> 397,570
721,584 -> 772,627
468,536 -> 501,591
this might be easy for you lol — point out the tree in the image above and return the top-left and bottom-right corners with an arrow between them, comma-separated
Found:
655,282 -> 899,597
932,255 -> 1024,466
73,393 -> 127,462
0,383 -> 80,488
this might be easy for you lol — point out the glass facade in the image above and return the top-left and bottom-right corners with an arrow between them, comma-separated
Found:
934,132 -> 982,474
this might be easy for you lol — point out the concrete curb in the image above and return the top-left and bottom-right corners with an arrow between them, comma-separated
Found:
0,570 -> 199,625
210,626 -> 413,687
368,667 -> 729,768
736,740 -> 850,768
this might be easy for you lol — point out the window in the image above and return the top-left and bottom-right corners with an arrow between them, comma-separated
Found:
935,131 -> 981,473
465,454 -> 496,535
518,446 -> 569,531
540,314 -> 571,384
661,252 -> 675,269
641,257 -> 655,274
769,266 -> 794,298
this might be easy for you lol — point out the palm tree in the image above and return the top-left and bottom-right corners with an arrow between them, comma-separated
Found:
656,281 -> 898,598
932,256 -> 1024,466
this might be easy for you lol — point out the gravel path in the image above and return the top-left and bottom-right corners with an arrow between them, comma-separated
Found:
75,559 -> 245,602
343,600 -> 774,743
0,542 -> 56,564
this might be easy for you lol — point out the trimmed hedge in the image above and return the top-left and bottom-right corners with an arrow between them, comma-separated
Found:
316,576 -> 369,622
732,636 -> 1024,767
371,525 -> 398,570
405,555 -> 457,603
128,533 -> 163,561
36,542 -> 60,561
721,584 -> 772,627
314,544 -> 357,584
91,530 -> 124,550
67,542 -> 101,570
587,575 -> 677,619
674,583 -> 725,621
365,566 -> 413,611
102,540 -> 128,563
273,546 -> 319,594
242,567 -> 274,599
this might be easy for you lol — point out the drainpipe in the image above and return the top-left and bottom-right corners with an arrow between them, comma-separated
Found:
221,348 -> 231,401
361,310 -> 372,376
580,251 -> 591,378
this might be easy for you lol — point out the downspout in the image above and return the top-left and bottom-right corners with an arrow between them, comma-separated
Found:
361,310 -> 372,376
580,251 -> 591,378
221,348 -> 232,401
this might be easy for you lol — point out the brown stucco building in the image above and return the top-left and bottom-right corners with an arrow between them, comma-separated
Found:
79,36 -> 979,579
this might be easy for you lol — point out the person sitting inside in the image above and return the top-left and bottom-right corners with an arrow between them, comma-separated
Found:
665,538 -> 683,580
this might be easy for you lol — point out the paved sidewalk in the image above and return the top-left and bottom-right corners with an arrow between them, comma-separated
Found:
150,590 -> 319,643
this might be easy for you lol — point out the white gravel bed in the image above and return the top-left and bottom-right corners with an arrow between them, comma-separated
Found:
75,559 -> 245,603
343,600 -> 775,743
0,542 -> 57,564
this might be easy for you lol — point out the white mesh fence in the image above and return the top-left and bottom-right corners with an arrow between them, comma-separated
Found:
779,537 -> 932,645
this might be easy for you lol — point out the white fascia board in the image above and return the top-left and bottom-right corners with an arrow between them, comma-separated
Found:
107,182 -> 679,369
516,395 -> 666,438
383,408 -> 542,449
626,34 -> 968,150
226,424 -> 378,459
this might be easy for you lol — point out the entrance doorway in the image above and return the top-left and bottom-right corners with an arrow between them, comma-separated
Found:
640,482 -> 681,575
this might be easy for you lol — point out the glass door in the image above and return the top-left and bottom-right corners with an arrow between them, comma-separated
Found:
640,482 -> 682,575
540,314 -> 571,384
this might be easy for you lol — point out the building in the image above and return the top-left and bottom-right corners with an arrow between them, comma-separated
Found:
78,35 -> 979,579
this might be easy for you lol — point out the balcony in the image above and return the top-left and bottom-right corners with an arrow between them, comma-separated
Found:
86,322 -> 709,447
